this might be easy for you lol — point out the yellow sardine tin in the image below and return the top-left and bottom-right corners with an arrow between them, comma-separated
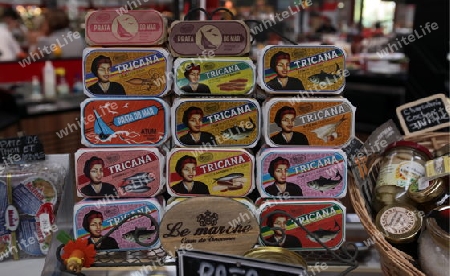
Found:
264,98 -> 355,148
173,57 -> 255,95
258,45 -> 346,94
172,98 -> 260,147
167,148 -> 254,197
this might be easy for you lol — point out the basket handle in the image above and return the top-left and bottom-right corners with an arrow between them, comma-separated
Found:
184,8 -> 211,20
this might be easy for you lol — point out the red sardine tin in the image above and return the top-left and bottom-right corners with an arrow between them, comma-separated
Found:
168,20 -> 250,57
263,97 -> 355,148
75,148 -> 165,198
257,45 -> 346,94
83,48 -> 172,97
81,98 -> 170,147
172,98 -> 261,148
257,148 -> 347,198
167,148 -> 254,197
257,199 -> 346,250
85,9 -> 167,46
73,198 -> 164,251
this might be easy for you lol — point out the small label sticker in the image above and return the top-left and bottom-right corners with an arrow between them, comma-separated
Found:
4,205 -> 19,231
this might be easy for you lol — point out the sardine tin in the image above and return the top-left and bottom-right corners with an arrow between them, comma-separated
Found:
257,148 -> 347,198
81,97 -> 170,147
168,20 -> 250,57
173,57 -> 255,95
85,9 -> 167,46
258,45 -> 346,94
83,48 -> 172,97
167,148 -> 254,197
257,199 -> 346,250
172,98 -> 261,148
75,148 -> 165,198
263,97 -> 355,148
73,198 -> 164,251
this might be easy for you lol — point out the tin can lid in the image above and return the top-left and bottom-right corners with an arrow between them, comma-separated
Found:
375,203 -> 423,244
407,177 -> 447,204
435,144 -> 450,157
384,140 -> 433,159
243,246 -> 308,269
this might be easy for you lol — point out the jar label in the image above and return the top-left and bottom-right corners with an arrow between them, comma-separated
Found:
379,207 -> 417,235
377,161 -> 425,188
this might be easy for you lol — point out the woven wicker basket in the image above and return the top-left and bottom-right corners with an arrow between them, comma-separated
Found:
349,132 -> 450,276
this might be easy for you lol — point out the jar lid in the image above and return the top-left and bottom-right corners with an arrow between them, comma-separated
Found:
243,247 -> 308,269
435,144 -> 450,157
407,177 -> 447,204
376,203 -> 423,244
384,140 -> 433,159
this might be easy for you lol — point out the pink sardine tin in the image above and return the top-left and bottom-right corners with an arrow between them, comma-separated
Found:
263,97 -> 355,148
73,198 -> 164,251
257,148 -> 347,198
85,9 -> 167,46
168,20 -> 250,57
257,199 -> 346,250
81,97 -> 170,147
75,148 -> 165,198
167,148 -> 254,197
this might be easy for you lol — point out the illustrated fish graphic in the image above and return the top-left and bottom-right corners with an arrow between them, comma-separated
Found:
126,77 -> 160,91
220,118 -> 256,141
117,19 -> 133,37
120,172 -> 155,193
200,30 -> 217,49
212,173 -> 246,192
93,109 -> 115,140
308,63 -> 342,86
311,116 -> 346,142
307,170 -> 343,192
306,220 -> 341,243
122,227 -> 156,243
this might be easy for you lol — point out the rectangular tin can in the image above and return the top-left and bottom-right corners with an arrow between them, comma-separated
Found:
257,199 -> 346,250
73,198 -> 164,251
81,98 -> 170,147
168,20 -> 250,57
83,48 -> 172,97
263,97 -> 355,148
257,45 -> 346,94
173,57 -> 255,95
167,148 -> 254,197
256,148 -> 347,198
172,98 -> 261,148
75,148 -> 165,198
85,9 -> 167,46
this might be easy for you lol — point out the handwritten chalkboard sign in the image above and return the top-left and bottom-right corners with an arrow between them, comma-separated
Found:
177,250 -> 306,276
396,94 -> 450,135
0,135 -> 45,166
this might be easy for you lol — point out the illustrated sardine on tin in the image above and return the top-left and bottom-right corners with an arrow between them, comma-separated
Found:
220,118 -> 256,141
306,170 -> 343,192
306,220 -> 341,243
122,227 -> 157,244
213,173 -> 246,192
258,45 -> 346,94
120,172 -> 156,193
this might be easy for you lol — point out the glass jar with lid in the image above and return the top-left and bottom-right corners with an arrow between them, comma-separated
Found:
373,140 -> 433,213
419,205 -> 450,276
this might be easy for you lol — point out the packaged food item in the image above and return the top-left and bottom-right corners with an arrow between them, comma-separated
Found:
173,57 -> 255,95
257,199 -> 346,250
159,197 -> 259,257
168,20 -> 250,57
257,45 -> 346,94
0,161 -> 66,259
426,144 -> 450,177
256,148 -> 347,198
374,140 -> 432,212
263,97 -> 355,147
408,176 -> 449,213
83,48 -> 172,97
243,247 -> 308,268
73,198 -> 164,251
172,98 -> 260,148
75,148 -> 165,198
81,98 -> 170,147
85,9 -> 167,46
167,148 -> 254,197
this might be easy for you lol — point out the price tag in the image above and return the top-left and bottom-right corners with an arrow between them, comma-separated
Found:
177,250 -> 306,276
